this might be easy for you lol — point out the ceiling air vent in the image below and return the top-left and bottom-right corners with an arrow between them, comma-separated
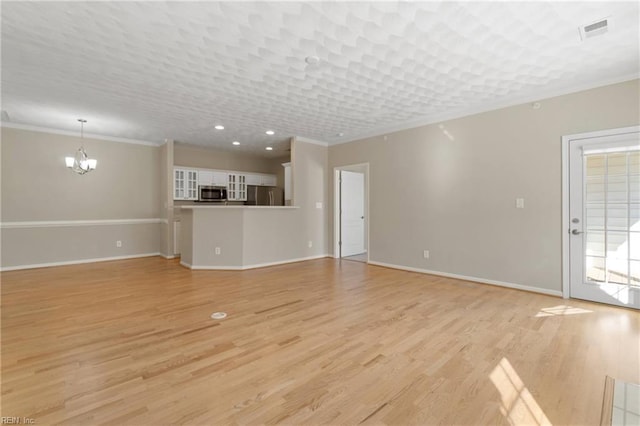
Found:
579,17 -> 612,41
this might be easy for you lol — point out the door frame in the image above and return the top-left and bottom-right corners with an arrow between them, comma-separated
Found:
561,125 -> 640,299
333,163 -> 370,261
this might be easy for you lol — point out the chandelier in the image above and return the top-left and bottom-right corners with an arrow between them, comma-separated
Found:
65,119 -> 97,174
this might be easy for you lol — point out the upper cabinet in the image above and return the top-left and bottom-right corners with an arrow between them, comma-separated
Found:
174,168 -> 198,200
262,174 -> 277,186
227,173 -> 247,201
245,174 -> 261,186
212,172 -> 229,187
246,173 -> 277,186
199,170 -> 228,187
198,170 -> 213,186
174,167 -> 276,201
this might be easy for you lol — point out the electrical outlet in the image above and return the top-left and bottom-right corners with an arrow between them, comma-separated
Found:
308,240 -> 313,248
116,240 -> 122,248
315,202 -> 323,209
215,247 -> 221,255
423,250 -> 429,259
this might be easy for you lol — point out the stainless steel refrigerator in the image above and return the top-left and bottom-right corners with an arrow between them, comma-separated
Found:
245,185 -> 284,206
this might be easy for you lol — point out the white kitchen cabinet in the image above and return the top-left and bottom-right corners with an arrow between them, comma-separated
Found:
245,173 -> 277,186
174,168 -> 198,200
198,170 -> 213,186
212,171 -> 228,187
245,173 -> 261,186
227,173 -> 247,201
262,174 -> 277,186
198,170 -> 228,187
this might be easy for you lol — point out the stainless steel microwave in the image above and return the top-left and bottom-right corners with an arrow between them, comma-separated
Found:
198,185 -> 227,202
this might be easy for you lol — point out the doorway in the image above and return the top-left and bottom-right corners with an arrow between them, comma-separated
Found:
562,126 -> 640,309
334,164 -> 369,263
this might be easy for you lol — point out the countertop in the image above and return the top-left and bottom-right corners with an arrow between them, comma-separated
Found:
180,205 -> 299,209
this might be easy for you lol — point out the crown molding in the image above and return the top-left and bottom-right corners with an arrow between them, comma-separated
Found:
0,121 -> 162,147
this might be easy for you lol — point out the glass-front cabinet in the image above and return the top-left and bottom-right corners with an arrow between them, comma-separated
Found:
174,168 -> 198,200
227,173 -> 247,201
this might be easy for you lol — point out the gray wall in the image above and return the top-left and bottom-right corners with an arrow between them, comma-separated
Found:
328,79 -> 640,293
242,208 -> 308,265
186,208 -> 244,268
1,127 -> 162,269
292,138 -> 329,256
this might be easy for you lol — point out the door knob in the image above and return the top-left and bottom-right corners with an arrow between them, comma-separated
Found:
571,229 -> 583,235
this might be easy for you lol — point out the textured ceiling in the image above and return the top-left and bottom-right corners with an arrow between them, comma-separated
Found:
1,1 -> 638,154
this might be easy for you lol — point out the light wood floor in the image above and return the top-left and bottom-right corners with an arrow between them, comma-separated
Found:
1,257 -> 639,425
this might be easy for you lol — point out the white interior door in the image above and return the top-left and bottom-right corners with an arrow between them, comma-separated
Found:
568,130 -> 640,309
341,171 -> 365,257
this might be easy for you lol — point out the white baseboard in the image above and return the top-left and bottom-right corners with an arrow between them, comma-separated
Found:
367,260 -> 562,297
179,260 -> 195,269
160,254 -> 176,259
184,254 -> 329,271
1,253 -> 162,272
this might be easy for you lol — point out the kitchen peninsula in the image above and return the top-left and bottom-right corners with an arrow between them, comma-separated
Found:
179,205 -> 312,270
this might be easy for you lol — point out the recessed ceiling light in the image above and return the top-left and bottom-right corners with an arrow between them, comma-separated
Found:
337,132 -> 345,137
214,125 -> 224,130
265,146 -> 273,151
305,55 -> 320,65
232,141 -> 240,145
265,130 -> 275,135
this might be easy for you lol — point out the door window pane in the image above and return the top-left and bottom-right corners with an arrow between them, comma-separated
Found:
586,231 -> 605,257
607,231 -> 629,258
607,153 -> 627,175
586,176 -> 605,202
607,175 -> 627,202
630,260 -> 640,287
606,205 -> 628,230
629,152 -> 640,174
586,204 -> 605,230
630,231 -> 640,261
586,256 -> 605,282
586,155 -> 605,176
630,175 -> 640,202
584,150 -> 640,287
607,263 -> 629,285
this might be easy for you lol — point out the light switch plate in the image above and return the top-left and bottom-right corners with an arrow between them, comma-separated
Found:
516,198 -> 525,209
316,202 -> 323,209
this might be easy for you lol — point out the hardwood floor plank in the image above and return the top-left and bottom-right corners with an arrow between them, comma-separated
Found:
1,257 -> 639,425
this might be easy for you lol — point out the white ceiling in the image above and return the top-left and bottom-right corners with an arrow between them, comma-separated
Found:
1,1 -> 638,155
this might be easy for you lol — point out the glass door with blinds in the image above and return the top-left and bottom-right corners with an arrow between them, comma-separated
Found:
568,130 -> 640,309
